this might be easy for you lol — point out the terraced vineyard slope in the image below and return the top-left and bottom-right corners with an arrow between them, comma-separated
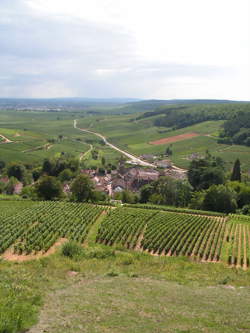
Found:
0,201 -> 104,255
1,202 -> 250,269
97,207 -> 250,269
221,214 -> 250,269
0,200 -> 38,218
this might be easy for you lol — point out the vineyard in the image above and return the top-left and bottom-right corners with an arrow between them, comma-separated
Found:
0,200 -> 37,218
97,207 -> 250,269
0,201 -> 104,255
0,202 -> 250,268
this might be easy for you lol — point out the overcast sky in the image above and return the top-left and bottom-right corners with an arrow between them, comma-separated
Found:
1,0 -> 249,100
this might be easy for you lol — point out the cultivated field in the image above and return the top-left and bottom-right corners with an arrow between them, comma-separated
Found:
149,132 -> 200,145
1,201 -> 249,269
77,114 -> 250,172
0,201 -> 104,257
97,207 -> 250,269
0,109 -> 121,166
1,200 -> 250,333
2,103 -> 250,171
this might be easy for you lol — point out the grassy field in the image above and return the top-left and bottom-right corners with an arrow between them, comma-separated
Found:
1,245 -> 250,333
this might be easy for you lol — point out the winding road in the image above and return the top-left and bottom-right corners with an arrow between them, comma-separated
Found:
74,119 -> 187,174
73,120 -> 155,168
0,134 -> 12,144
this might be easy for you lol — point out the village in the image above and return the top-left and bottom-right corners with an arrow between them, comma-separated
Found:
81,156 -> 187,197
0,156 -> 187,197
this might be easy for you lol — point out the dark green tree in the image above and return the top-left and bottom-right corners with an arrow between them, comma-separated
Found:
36,176 -> 63,200
0,160 -> 6,170
71,174 -> 94,202
140,184 -> 154,203
202,185 -> 237,213
231,159 -> 241,182
59,169 -> 73,182
165,146 -> 173,156
188,155 -> 225,190
121,190 -> 138,204
7,163 -> 26,182
42,158 -> 54,175
32,168 -> 42,182
140,177 -> 192,207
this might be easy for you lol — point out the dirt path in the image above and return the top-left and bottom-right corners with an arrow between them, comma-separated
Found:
2,238 -> 68,262
80,144 -> 93,161
22,143 -> 53,153
134,225 -> 147,251
0,134 -> 12,143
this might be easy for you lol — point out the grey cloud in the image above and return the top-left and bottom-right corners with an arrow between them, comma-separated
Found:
0,0 -> 231,98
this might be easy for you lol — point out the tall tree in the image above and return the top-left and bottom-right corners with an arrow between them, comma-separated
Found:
42,158 -> 54,175
231,159 -> 241,182
7,162 -> 26,182
188,154 -> 225,190
71,174 -> 94,202
36,176 -> 63,200
0,160 -> 5,170
202,184 -> 237,213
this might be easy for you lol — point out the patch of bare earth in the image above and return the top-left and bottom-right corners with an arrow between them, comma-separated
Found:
149,132 -> 200,145
2,238 -> 68,262
0,134 -> 12,143
134,225 -> 147,251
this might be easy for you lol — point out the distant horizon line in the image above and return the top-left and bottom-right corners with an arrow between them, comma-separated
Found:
0,97 -> 249,102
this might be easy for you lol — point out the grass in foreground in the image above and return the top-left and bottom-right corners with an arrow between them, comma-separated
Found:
0,244 -> 250,333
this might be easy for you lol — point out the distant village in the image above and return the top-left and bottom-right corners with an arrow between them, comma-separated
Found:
0,154 -> 187,197
81,156 -> 187,197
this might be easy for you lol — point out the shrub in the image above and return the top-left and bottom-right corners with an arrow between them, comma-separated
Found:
61,241 -> 83,259
106,271 -> 119,277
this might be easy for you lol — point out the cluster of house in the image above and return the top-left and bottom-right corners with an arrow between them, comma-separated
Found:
0,177 -> 23,194
0,156 -> 187,197
82,159 -> 187,196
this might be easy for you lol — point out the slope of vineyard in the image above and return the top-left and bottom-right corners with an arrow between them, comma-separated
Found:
97,207 -> 250,268
221,214 -> 250,269
1,202 -> 250,269
0,201 -> 104,255
0,200 -> 37,218
96,208 -> 156,248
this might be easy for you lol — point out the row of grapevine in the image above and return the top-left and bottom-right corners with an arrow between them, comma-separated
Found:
0,201 -> 104,255
224,221 -> 250,269
0,200 -> 36,219
96,208 -> 156,249
141,213 -> 226,261
97,207 -> 250,268
124,203 -> 226,217
97,207 -> 230,264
